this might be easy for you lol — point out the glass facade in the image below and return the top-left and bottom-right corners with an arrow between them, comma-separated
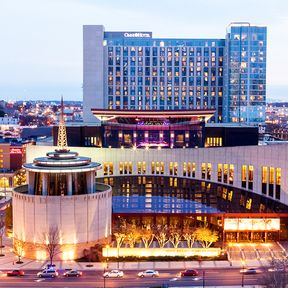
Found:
84,23 -> 267,124
223,23 -> 267,123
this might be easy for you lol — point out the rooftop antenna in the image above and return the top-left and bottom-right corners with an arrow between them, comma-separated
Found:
56,96 -> 69,152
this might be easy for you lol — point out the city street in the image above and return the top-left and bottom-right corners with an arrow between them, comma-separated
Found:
0,268 -> 263,287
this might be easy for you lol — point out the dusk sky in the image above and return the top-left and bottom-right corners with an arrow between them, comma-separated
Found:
0,0 -> 288,101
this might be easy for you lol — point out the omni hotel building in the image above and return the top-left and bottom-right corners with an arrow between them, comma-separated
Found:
83,23 -> 267,124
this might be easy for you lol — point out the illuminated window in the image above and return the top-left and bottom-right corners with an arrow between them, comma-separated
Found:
174,162 -> 178,176
183,162 -> 187,177
262,166 -> 267,195
241,165 -> 247,188
119,162 -> 123,175
269,167 -> 274,197
207,163 -> 211,180
187,162 -> 191,177
217,164 -> 222,182
276,168 -> 281,200
169,162 -> 177,176
246,198 -> 252,210
229,165 -> 234,185
151,161 -> 155,174
222,188 -> 227,200
138,162 -> 142,174
248,165 -> 253,190
160,162 -> 164,175
228,190 -> 233,201
192,163 -> 196,178
223,164 -> 228,183
201,163 -> 206,179
169,162 -> 173,175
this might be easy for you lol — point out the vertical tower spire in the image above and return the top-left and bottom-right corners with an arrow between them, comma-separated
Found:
56,96 -> 69,152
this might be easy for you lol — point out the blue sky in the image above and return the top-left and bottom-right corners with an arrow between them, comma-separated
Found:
0,0 -> 288,101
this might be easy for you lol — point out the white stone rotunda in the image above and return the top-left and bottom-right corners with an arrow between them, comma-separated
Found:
12,99 -> 112,260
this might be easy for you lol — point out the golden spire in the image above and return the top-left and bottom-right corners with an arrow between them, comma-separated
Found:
56,96 -> 69,152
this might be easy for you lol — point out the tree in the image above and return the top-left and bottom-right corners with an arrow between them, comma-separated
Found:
114,232 -> 126,248
183,228 -> 196,248
13,235 -> 26,263
125,225 -> 141,248
153,225 -> 169,248
169,229 -> 182,248
194,227 -> 218,248
140,228 -> 154,248
5,204 -> 12,233
262,259 -> 288,288
13,169 -> 26,187
42,226 -> 61,265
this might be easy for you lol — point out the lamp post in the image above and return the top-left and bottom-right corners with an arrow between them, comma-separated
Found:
117,244 -> 120,269
241,260 -> 245,287
103,262 -> 106,288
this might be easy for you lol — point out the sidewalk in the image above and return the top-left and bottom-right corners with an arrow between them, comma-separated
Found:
0,235 -> 269,272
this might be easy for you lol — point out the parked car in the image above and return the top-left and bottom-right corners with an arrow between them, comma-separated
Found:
7,270 -> 25,277
240,268 -> 258,274
37,269 -> 58,278
103,270 -> 124,278
63,270 -> 82,277
138,270 -> 159,278
180,269 -> 199,277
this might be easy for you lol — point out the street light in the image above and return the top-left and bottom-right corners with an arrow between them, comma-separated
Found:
241,260 -> 245,287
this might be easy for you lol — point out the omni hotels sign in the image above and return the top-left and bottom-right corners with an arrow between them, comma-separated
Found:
123,32 -> 152,38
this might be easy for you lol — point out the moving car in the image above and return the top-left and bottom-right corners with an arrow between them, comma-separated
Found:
37,269 -> 58,278
103,270 -> 124,278
138,270 -> 159,278
63,270 -> 82,277
7,270 -> 25,276
180,269 -> 199,277
240,268 -> 258,274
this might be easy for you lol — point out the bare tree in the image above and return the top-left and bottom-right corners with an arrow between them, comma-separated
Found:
42,226 -> 61,265
141,228 -> 154,248
114,232 -> 126,248
153,225 -> 169,248
262,259 -> 288,288
13,235 -> 26,263
125,224 -> 141,248
183,227 -> 196,248
194,227 -> 218,248
169,229 -> 182,248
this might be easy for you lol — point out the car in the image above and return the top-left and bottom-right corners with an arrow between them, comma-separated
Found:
240,268 -> 257,274
63,270 -> 82,277
7,270 -> 25,277
103,270 -> 124,278
37,269 -> 58,278
180,269 -> 199,277
137,270 -> 159,278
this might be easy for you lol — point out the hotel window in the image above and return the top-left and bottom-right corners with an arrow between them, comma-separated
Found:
137,161 -> 146,174
192,163 -> 196,178
222,188 -> 227,200
187,162 -> 191,177
103,162 -> 113,176
248,165 -> 253,190
246,198 -> 252,210
207,163 -> 211,180
223,164 -> 228,183
119,162 -> 123,175
269,167 -> 274,197
169,162 -> 178,176
228,190 -> 233,201
152,162 -> 155,174
276,168 -> 281,200
241,165 -> 247,188
229,165 -> 234,185
262,166 -> 267,195
201,163 -> 206,179
160,162 -> 164,175
217,164 -> 222,182
183,162 -> 187,177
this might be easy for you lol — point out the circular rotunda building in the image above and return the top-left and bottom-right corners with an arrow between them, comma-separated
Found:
12,102 -> 112,260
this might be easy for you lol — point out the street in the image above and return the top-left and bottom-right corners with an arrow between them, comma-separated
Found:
0,268 -> 263,287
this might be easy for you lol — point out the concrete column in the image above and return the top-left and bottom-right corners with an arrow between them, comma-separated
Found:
86,172 -> 94,194
42,173 -> 48,196
67,173 -> 72,196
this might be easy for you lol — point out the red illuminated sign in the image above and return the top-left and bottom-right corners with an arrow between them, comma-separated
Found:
10,148 -> 22,154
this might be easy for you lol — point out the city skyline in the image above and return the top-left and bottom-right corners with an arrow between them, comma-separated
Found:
0,0 -> 288,101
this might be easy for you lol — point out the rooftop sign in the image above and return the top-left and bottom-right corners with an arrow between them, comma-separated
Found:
123,32 -> 151,38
